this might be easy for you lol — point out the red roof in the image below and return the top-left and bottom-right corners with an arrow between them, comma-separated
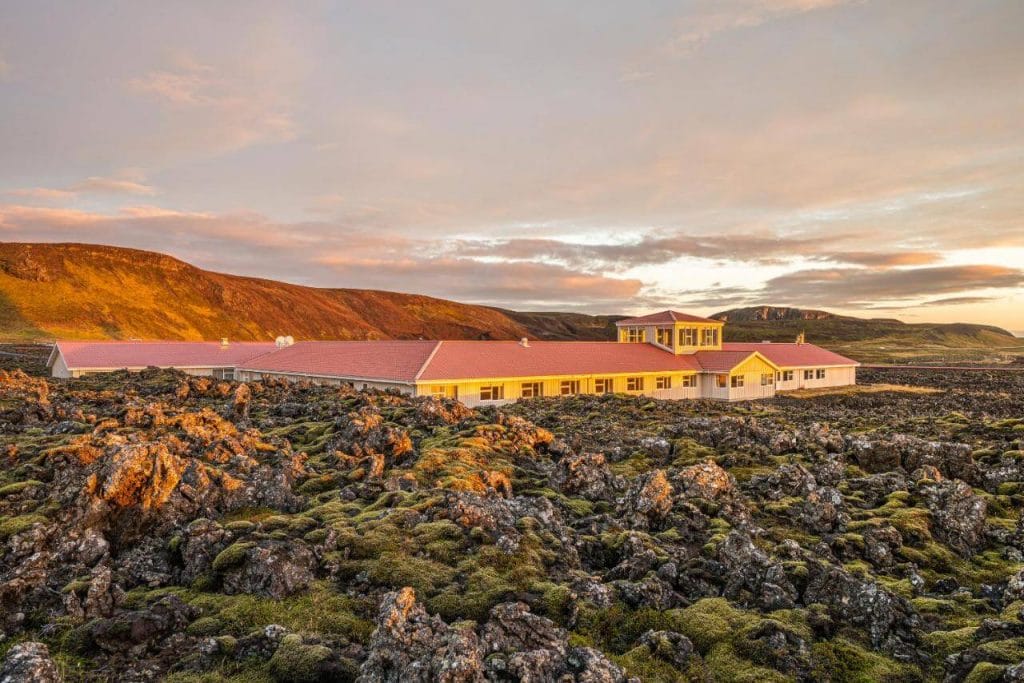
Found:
238,340 -> 439,383
691,350 -> 754,373
54,341 -> 278,370
722,342 -> 858,368
616,310 -> 721,326
417,341 -> 701,381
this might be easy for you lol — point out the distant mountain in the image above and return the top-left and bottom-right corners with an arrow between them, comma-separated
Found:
712,305 -> 852,322
711,305 -> 1020,360
495,309 -> 626,341
0,243 -> 529,341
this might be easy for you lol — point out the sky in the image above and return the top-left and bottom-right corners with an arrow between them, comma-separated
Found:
1,1 -> 1023,330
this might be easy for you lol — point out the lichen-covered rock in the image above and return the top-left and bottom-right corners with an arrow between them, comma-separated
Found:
552,452 -> 617,500
218,539 -> 316,599
919,478 -> 987,556
800,486 -> 848,533
616,470 -> 672,530
0,641 -> 62,683
360,587 -> 484,682
637,629 -> 694,669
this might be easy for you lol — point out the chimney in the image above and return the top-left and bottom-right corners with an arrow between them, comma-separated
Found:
519,337 -> 530,348
220,337 -> 229,348
795,331 -> 806,345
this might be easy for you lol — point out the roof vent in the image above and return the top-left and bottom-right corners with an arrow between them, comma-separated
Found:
519,337 -> 530,348
220,337 -> 229,348
275,335 -> 295,348
795,331 -> 806,345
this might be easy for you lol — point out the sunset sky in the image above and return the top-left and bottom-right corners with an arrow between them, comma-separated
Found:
1,1 -> 1022,329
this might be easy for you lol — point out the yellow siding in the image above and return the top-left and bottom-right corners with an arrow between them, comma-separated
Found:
618,321 -> 724,353
416,370 -> 700,406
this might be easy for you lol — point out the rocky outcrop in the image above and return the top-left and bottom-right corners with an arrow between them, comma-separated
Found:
0,642 -> 62,683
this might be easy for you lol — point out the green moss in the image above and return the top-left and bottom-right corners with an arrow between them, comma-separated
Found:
0,513 -> 48,539
964,662 -> 1006,683
267,634 -> 334,683
978,636 -> 1024,663
365,551 -> 456,596
212,542 -> 255,572
922,627 -> 977,657
0,480 -> 42,496
704,642 -> 792,683
186,616 -> 224,636
810,638 -> 922,682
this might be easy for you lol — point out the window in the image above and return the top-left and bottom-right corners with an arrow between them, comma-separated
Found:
731,375 -> 744,388
655,327 -> 672,346
560,380 -> 580,395
655,376 -> 672,390
781,370 -> 794,382
625,328 -> 645,343
480,385 -> 504,401
716,374 -> 728,388
681,375 -> 697,388
702,328 -> 719,346
594,378 -> 613,393
429,385 -> 447,398
520,381 -> 543,398
626,376 -> 645,392
213,368 -> 234,380
761,373 -> 774,386
679,327 -> 698,346
804,370 -> 814,380
816,369 -> 827,379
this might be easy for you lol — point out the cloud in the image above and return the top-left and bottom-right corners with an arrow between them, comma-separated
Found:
455,231 -> 845,271
667,0 -> 855,55
127,57 -> 296,152
918,296 -> 997,307
822,251 -> 944,267
759,265 -> 1024,307
5,174 -> 156,201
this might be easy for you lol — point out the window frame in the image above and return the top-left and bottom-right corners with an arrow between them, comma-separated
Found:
594,378 -> 612,394
761,373 -> 774,386
681,375 -> 696,388
716,374 -> 728,388
655,375 -> 672,390
480,385 -> 505,401
679,327 -> 698,346
816,368 -> 827,379
782,370 -> 794,382
520,381 -> 543,398
625,328 -> 645,343
559,379 -> 580,395
626,376 -> 645,392
731,374 -> 744,388
702,327 -> 719,347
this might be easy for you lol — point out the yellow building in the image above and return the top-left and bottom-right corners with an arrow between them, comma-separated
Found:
50,311 -> 859,404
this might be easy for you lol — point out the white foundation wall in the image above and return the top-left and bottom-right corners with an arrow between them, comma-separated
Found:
234,370 -> 413,394
776,366 -> 857,391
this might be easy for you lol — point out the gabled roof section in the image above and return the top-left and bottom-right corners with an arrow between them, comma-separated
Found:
694,350 -> 780,373
722,342 -> 859,368
417,341 -> 700,381
615,310 -> 722,326
238,340 -> 439,383
54,340 -> 278,371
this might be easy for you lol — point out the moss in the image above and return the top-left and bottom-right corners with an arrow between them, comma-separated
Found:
212,542 -> 255,572
267,634 -> 334,683
0,513 -> 48,539
673,598 -> 749,653
810,638 -> 922,682
977,636 -> 1024,663
186,616 -> 224,636
614,645 -> 694,682
922,626 -> 978,657
365,551 -> 456,596
964,662 -> 1006,683
704,641 -> 792,682
0,480 -> 42,496
189,583 -> 372,642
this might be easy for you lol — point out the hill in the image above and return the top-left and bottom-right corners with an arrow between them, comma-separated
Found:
495,309 -> 625,341
0,242 -> 528,341
712,306 -> 1022,363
